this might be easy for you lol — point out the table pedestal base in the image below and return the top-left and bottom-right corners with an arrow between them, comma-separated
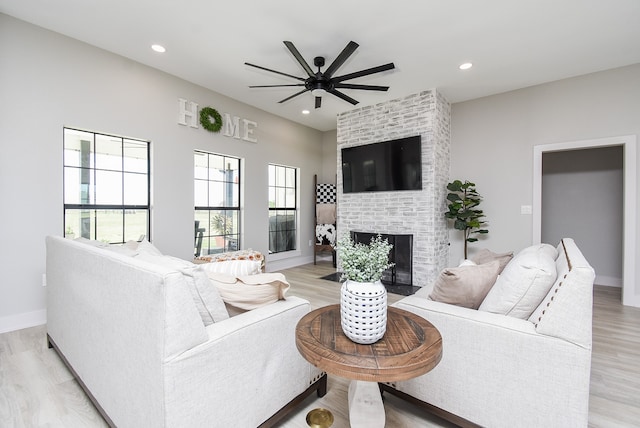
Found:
347,380 -> 385,428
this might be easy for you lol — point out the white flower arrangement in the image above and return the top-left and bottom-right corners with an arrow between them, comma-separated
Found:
337,234 -> 394,283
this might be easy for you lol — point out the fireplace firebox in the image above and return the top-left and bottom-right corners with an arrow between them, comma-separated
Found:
350,231 -> 413,287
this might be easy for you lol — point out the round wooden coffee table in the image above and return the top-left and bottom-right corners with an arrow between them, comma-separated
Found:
295,304 -> 442,427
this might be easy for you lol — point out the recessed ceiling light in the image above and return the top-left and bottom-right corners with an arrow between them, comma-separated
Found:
302,110 -> 310,115
459,62 -> 473,70
151,44 -> 166,53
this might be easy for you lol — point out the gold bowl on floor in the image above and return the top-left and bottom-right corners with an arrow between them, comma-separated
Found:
306,408 -> 334,428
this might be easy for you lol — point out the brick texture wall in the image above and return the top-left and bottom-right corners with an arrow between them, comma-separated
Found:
336,89 -> 450,287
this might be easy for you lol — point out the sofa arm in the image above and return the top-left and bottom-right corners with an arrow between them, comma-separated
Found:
395,295 -> 538,333
163,296 -> 323,428
201,296 -> 310,341
391,296 -> 591,427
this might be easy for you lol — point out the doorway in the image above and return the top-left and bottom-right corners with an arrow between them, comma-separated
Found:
533,135 -> 637,307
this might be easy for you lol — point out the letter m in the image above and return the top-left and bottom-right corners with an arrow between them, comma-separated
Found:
223,113 -> 241,139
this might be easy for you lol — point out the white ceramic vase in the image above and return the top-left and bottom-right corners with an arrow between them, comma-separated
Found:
340,279 -> 387,344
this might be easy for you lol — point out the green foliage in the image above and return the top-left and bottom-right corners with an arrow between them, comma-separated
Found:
199,107 -> 223,133
337,234 -> 394,283
211,213 -> 232,235
445,180 -> 489,258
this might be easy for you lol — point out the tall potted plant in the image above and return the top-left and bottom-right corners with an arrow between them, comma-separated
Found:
337,234 -> 394,344
445,180 -> 489,259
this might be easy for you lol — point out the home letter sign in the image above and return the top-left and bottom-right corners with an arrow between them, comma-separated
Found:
177,98 -> 258,143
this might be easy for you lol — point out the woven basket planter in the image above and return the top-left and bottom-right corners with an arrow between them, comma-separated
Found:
340,279 -> 387,344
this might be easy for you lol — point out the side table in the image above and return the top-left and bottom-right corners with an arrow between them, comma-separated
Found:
295,304 -> 442,427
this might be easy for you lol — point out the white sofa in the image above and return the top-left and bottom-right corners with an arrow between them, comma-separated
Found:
382,238 -> 595,427
45,236 -> 326,428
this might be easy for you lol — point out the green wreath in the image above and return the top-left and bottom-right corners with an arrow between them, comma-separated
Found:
199,107 -> 223,133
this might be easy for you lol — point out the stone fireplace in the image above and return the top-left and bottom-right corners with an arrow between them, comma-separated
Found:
336,89 -> 450,288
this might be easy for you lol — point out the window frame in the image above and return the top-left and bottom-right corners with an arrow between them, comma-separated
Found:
194,151 -> 242,256
63,127 -> 151,244
268,163 -> 299,255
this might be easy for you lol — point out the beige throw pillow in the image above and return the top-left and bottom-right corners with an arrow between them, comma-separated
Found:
428,261 -> 501,309
471,249 -> 513,273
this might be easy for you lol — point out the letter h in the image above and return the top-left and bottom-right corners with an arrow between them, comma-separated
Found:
177,98 -> 199,128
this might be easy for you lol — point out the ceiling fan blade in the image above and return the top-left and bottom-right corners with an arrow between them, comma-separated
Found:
328,89 -> 359,105
323,41 -> 359,78
332,62 -> 395,83
315,97 -> 322,109
334,83 -> 390,91
278,88 -> 310,104
283,41 -> 314,77
249,84 -> 305,88
245,62 -> 306,82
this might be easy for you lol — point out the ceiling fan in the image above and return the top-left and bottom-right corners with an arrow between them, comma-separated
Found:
245,41 -> 395,109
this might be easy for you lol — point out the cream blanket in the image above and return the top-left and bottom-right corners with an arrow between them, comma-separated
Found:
205,271 -> 290,310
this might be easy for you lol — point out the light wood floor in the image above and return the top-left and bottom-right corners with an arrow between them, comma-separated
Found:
1,261 -> 639,427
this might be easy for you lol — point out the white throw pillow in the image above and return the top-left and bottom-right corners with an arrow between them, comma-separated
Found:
74,237 -> 109,247
135,253 -> 229,325
136,239 -> 164,256
104,245 -> 138,257
200,259 -> 262,277
123,239 -> 163,256
75,237 -> 138,257
517,243 -> 558,260
479,244 -> 557,319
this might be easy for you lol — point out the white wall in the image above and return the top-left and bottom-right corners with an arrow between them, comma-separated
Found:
320,129 -> 338,184
450,64 -> 640,298
0,14 -> 324,332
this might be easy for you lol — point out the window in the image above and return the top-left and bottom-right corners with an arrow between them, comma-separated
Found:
268,164 -> 297,254
63,128 -> 150,244
194,151 -> 241,256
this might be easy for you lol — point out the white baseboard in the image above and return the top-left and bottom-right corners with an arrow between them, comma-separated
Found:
595,275 -> 622,287
0,310 -> 47,334
266,255 -> 314,272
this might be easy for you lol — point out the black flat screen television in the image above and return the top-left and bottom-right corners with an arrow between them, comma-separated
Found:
341,135 -> 422,193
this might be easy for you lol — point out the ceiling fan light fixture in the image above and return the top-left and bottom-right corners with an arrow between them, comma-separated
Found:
246,40 -> 395,108
311,88 -> 327,97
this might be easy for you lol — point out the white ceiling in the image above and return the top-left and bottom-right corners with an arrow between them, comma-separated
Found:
2,0 -> 639,132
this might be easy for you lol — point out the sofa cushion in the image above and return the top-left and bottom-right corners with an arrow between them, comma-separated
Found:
205,271 -> 290,311
135,253 -> 229,325
478,244 -> 557,319
428,261 -> 501,309
75,237 -> 139,257
471,248 -> 513,273
74,237 -> 109,247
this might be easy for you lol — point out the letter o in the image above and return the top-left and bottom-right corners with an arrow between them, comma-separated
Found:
199,107 -> 223,133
